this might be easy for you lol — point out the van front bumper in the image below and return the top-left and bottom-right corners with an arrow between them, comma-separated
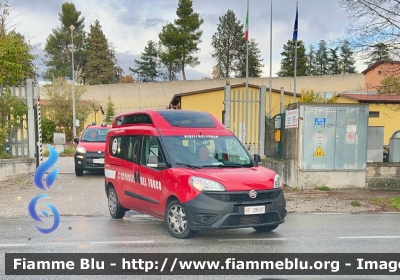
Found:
183,189 -> 286,231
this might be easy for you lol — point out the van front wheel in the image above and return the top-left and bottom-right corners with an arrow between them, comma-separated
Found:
165,200 -> 195,239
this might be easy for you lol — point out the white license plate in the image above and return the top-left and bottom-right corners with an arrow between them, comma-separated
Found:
244,205 -> 265,215
93,158 -> 104,164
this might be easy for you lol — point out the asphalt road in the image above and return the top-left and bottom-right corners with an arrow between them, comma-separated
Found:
1,157 -> 400,279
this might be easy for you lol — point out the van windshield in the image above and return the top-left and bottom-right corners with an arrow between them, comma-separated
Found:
81,128 -> 110,142
163,136 -> 254,168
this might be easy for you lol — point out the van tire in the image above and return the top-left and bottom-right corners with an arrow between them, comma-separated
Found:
253,224 -> 279,232
165,200 -> 195,239
107,187 -> 125,219
75,168 -> 83,177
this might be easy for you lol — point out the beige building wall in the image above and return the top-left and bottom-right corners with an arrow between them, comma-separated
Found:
38,74 -> 365,117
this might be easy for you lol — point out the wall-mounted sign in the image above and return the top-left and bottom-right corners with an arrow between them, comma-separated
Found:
315,118 -> 326,126
285,109 -> 299,129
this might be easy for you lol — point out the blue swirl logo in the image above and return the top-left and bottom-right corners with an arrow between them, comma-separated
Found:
28,144 -> 60,234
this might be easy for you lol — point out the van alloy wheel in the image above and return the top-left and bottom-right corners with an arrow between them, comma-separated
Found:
108,191 -> 117,215
167,205 -> 187,234
165,200 -> 195,239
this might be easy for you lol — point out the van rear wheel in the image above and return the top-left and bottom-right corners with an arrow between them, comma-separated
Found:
253,224 -> 279,232
165,200 -> 195,239
108,187 -> 125,219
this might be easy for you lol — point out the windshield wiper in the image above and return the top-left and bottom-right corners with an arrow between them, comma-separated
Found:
175,162 -> 202,169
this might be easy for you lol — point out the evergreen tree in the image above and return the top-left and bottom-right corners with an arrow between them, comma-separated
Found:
211,9 -> 244,78
85,20 -> 123,85
328,47 -> 340,74
276,40 -> 307,77
315,40 -> 329,75
43,2 -> 86,81
104,95 -> 116,123
365,43 -> 392,66
130,40 -> 160,82
307,44 -> 317,76
236,39 -> 264,78
158,26 -> 181,81
158,0 -> 204,80
340,40 -> 356,74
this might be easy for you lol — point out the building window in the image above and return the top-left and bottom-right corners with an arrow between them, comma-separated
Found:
369,111 -> 379,118
378,70 -> 382,75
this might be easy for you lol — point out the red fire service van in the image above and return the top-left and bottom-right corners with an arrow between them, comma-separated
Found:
104,110 -> 286,239
73,122 -> 112,176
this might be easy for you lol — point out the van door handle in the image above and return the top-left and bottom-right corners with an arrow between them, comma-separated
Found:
111,163 -> 120,167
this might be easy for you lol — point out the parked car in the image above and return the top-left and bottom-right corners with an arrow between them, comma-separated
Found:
104,109 -> 286,239
73,122 -> 111,176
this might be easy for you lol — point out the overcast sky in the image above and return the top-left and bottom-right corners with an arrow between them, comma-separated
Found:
12,0 -> 366,81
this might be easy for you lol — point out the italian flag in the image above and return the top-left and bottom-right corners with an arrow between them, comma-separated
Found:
245,5 -> 249,42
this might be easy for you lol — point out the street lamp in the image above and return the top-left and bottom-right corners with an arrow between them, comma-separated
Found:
138,69 -> 143,109
174,59 -> 182,94
69,24 -> 77,139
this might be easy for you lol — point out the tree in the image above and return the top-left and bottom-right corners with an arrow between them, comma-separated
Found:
129,40 -> 160,82
158,0 -> 204,80
211,9 -> 244,78
43,2 -> 86,81
307,44 -> 317,76
339,0 -> 400,57
120,74 -> 135,83
339,40 -> 357,74
85,20 -> 123,85
328,47 -> 340,75
315,40 -> 329,75
211,65 -> 221,79
104,95 -> 116,123
277,40 -> 307,77
378,76 -> 400,94
299,89 -> 338,103
0,1 -> 37,85
236,39 -> 264,78
365,43 -> 392,67
42,77 -> 92,141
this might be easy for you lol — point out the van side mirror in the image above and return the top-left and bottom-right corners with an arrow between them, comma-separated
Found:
147,155 -> 166,169
73,138 -> 79,144
254,154 -> 262,165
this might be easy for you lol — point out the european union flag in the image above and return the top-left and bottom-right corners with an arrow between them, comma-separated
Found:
293,2 -> 298,41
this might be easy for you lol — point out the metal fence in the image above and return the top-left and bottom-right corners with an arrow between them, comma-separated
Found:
0,80 -> 40,161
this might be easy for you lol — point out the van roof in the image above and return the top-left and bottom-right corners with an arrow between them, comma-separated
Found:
111,109 -> 227,131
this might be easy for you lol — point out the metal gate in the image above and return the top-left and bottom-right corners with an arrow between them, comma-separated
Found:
223,85 -> 266,156
0,79 -> 41,163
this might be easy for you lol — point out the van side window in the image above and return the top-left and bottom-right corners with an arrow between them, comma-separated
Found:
141,136 -> 165,169
121,136 -> 141,163
109,136 -> 141,163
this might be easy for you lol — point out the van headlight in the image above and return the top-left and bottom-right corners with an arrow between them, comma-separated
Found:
76,146 -> 86,154
189,176 -> 226,192
274,174 -> 281,189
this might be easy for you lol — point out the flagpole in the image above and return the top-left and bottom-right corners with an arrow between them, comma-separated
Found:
293,1 -> 298,103
246,0 -> 249,98
269,0 -> 272,117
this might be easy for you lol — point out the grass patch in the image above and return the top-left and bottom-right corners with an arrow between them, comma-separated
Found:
371,196 -> 400,210
350,200 -> 361,207
316,186 -> 331,191
42,145 -> 76,157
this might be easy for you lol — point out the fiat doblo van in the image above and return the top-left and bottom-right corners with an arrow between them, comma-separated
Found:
104,109 -> 286,239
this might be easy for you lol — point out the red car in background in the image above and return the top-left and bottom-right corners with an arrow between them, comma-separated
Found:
73,122 -> 112,176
